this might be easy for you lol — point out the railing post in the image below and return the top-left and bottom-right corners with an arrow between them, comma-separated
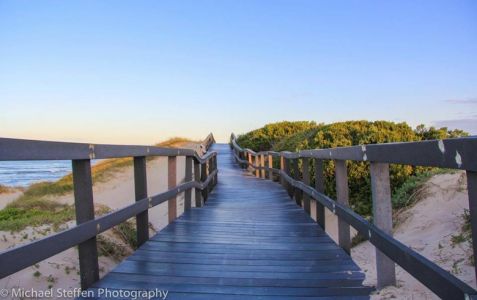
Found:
194,160 -> 203,207
133,156 -> 149,247
466,170 -> 477,281
280,155 -> 286,187
285,158 -> 292,197
260,154 -> 265,178
268,154 -> 273,180
248,152 -> 252,169
255,155 -> 260,178
314,159 -> 326,230
292,158 -> 302,206
168,156 -> 177,224
184,156 -> 193,210
201,161 -> 208,201
335,160 -> 351,254
302,157 -> 311,214
371,162 -> 396,289
72,159 -> 99,289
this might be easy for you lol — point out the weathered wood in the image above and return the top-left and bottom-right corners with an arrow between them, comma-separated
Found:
302,157 -> 311,214
267,154 -> 273,180
260,154 -> 265,178
280,155 -> 286,188
292,159 -> 302,206
134,156 -> 149,247
194,161 -> 202,207
255,155 -> 260,178
314,159 -> 325,229
87,144 -> 371,299
466,171 -> 477,281
248,152 -> 253,169
334,160 -> 351,254
370,162 -> 396,289
168,156 -> 177,224
201,161 -> 208,201
72,159 -> 99,289
284,158 -> 292,197
185,157 -> 193,210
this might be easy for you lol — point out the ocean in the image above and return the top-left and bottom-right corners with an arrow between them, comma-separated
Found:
0,161 -> 73,187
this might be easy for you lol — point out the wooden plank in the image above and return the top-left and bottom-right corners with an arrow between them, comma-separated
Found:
201,161 -> 208,201
133,156 -> 149,247
268,154 -> 273,180
466,170 -> 477,282
72,159 -> 99,289
292,159 -> 302,206
370,162 -> 396,289
185,157 -> 193,210
260,154 -> 266,178
255,155 -> 260,178
302,157 -> 311,214
334,160 -> 351,254
314,159 -> 326,229
168,156 -> 177,223
194,160 -> 202,207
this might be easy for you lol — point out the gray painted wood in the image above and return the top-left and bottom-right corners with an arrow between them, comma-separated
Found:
334,160 -> 351,254
370,162 -> 396,289
72,159 -> 99,289
302,158 -> 311,214
194,161 -> 203,207
168,156 -> 177,223
314,159 -> 325,229
185,157 -> 193,210
467,170 -> 477,281
134,156 -> 149,247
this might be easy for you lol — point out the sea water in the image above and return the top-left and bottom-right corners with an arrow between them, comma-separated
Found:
0,161 -> 73,187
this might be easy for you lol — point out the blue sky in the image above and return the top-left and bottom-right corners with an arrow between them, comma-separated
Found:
1,1 -> 476,143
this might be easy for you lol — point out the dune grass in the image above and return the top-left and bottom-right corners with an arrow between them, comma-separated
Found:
0,137 -> 197,232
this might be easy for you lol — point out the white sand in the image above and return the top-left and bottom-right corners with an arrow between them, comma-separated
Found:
0,191 -> 23,210
351,172 -> 475,299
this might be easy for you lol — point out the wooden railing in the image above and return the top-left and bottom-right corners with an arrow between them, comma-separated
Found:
0,133 -> 218,289
230,133 -> 477,300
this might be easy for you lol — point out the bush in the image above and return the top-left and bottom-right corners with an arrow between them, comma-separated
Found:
236,121 -> 317,151
236,120 -> 468,216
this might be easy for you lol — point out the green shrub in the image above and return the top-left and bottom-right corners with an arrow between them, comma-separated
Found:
237,120 -> 468,216
236,121 -> 317,151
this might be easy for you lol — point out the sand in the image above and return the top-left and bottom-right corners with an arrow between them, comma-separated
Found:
352,172 -> 475,299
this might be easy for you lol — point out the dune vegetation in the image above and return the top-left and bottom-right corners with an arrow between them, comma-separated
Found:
236,120 -> 468,216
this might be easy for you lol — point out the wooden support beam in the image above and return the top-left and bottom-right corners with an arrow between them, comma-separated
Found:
292,159 -> 302,206
72,159 -> 99,289
335,160 -> 351,254
466,170 -> 477,282
255,155 -> 260,178
280,155 -> 286,187
268,154 -> 273,180
302,157 -> 311,214
184,156 -> 193,210
284,158 -> 292,197
194,160 -> 202,207
201,161 -> 208,201
133,156 -> 148,247
168,156 -> 177,223
371,162 -> 396,289
314,159 -> 325,229
260,154 -> 265,178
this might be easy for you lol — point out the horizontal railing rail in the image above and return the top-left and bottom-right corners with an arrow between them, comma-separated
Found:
0,133 -> 218,289
230,133 -> 477,300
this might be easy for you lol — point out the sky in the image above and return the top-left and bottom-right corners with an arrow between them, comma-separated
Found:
1,0 -> 476,144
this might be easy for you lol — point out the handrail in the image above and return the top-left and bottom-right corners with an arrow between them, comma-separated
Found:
230,133 -> 477,300
0,132 -> 216,163
0,133 -> 218,289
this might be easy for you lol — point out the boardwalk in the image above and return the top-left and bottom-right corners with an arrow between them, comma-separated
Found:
87,144 -> 372,299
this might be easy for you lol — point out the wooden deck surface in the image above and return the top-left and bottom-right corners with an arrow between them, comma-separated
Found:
86,144 -> 372,299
